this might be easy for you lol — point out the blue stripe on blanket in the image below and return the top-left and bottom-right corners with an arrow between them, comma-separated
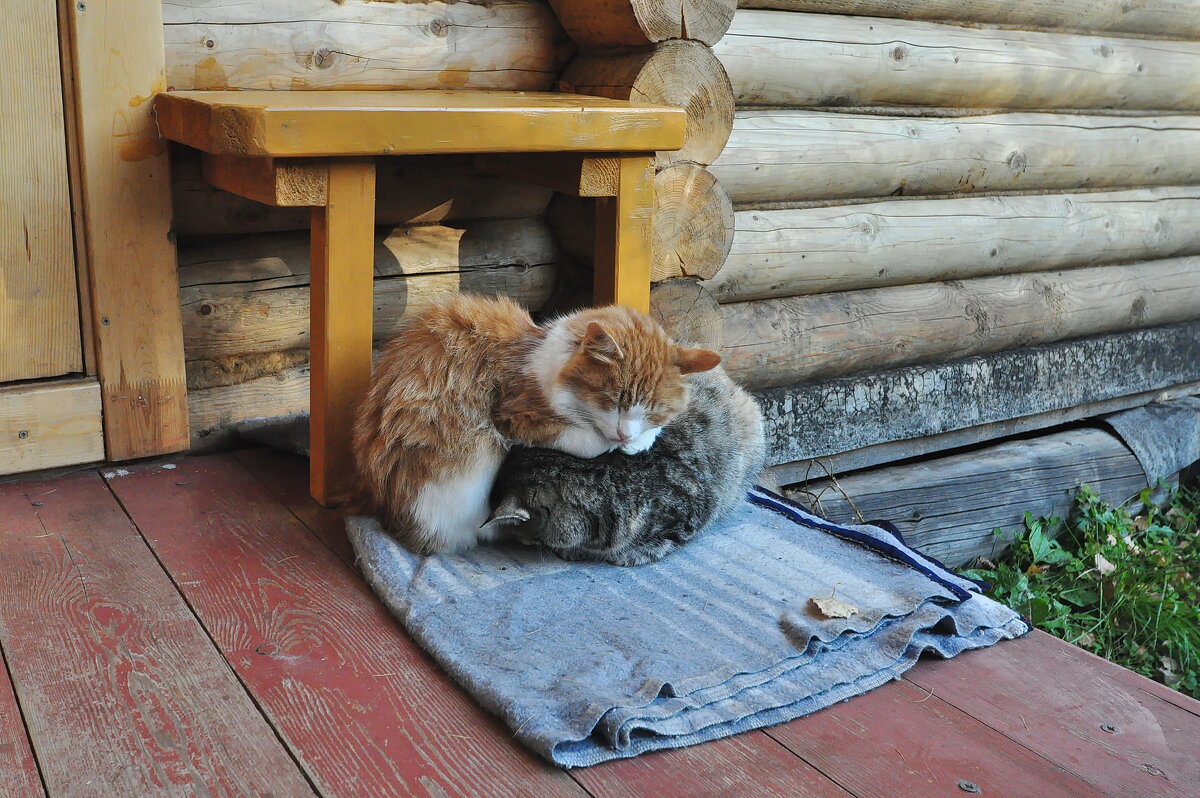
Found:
348,488 -> 1029,767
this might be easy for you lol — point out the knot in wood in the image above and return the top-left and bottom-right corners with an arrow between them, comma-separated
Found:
314,48 -> 335,69
204,38 -> 215,49
1006,150 -> 1027,174
429,18 -> 450,37
890,45 -> 907,62
1096,43 -> 1113,58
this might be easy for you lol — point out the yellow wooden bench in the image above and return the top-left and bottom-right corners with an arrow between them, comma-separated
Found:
154,90 -> 686,506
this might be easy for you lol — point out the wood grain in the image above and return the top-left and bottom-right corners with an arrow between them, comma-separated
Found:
0,650 -> 42,798
766,678 -> 1106,798
770,380 -> 1200,487
905,634 -> 1200,798
788,428 -> 1149,567
549,0 -> 737,47
594,157 -> 655,312
755,321 -> 1200,468
105,455 -> 586,797
736,0 -> 1200,39
178,219 -> 561,361
0,471 -> 310,795
163,0 -> 570,92
716,11 -> 1200,110
231,445 -> 849,798
721,257 -> 1200,389
310,160 -> 376,505
0,379 -> 104,477
558,41 -> 734,168
714,111 -> 1200,206
66,0 -> 189,459
0,0 -> 81,383
171,151 -> 555,238
708,188 -> 1200,302
154,90 -> 686,158
574,732 -> 851,798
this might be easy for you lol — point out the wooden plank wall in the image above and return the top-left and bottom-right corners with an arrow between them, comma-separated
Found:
691,0 -> 1200,468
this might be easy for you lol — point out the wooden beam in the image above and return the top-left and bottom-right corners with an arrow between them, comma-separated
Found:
559,41 -> 734,168
65,0 -> 189,459
178,219 -> 561,361
788,428 -> 1149,567
162,0 -> 570,92
474,154 -> 619,197
737,0 -> 1200,40
754,321 -> 1200,468
309,159 -> 376,505
201,155 -> 328,207
709,188 -> 1200,303
593,157 -> 654,312
0,379 -> 104,476
548,163 -> 735,282
716,11 -> 1200,110
153,91 -> 687,158
721,257 -> 1200,389
172,151 -> 555,238
770,380 -> 1200,484
549,0 -> 737,47
1,0 -> 82,383
714,111 -> 1200,206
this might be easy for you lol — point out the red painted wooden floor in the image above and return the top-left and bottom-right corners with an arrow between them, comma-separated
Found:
1,449 -> 1197,797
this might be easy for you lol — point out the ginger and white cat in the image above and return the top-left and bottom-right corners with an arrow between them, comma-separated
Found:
351,294 -> 721,554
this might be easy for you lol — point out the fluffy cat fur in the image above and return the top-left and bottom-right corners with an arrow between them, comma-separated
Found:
484,367 -> 766,566
351,293 -> 721,555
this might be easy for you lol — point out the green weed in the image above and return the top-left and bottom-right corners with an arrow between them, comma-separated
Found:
964,484 -> 1200,698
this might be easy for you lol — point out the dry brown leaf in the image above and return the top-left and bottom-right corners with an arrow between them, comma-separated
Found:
809,596 -> 859,619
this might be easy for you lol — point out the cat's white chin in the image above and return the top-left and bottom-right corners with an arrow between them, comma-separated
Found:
552,424 -> 618,459
619,426 -> 662,455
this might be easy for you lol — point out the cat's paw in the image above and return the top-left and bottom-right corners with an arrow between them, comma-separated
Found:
620,426 -> 662,455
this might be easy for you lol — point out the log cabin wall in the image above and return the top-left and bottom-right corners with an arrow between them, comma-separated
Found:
166,0 -> 573,447
702,1 -> 1200,473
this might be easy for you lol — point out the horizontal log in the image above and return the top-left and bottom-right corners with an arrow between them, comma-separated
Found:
558,41 -> 734,168
549,0 -> 736,47
171,150 -> 555,237
179,219 -> 560,361
769,380 -> 1200,485
707,188 -> 1200,302
547,163 -> 734,281
189,363 -> 312,451
755,320 -> 1200,466
716,11 -> 1200,109
788,428 -> 1149,568
713,111 -> 1200,205
722,257 -> 1200,389
736,0 -> 1200,40
163,0 -> 569,91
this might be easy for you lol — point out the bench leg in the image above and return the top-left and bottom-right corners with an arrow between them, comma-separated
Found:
593,155 -> 654,312
310,159 -> 376,506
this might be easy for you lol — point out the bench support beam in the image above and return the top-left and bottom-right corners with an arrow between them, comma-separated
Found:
594,156 -> 654,312
310,159 -> 377,506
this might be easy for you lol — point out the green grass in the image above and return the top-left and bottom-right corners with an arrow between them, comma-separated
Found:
964,483 -> 1200,699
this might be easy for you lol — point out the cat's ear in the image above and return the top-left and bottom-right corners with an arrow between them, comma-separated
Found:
481,495 -> 531,530
580,321 -> 624,364
676,347 -> 722,374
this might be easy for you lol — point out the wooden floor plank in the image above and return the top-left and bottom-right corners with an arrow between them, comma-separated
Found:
105,455 -> 585,798
236,447 -> 860,798
764,677 -> 1108,798
233,447 -> 354,564
0,649 -> 43,798
1025,630 -> 1200,719
0,472 -> 311,796
575,732 -> 853,798
904,634 -> 1200,798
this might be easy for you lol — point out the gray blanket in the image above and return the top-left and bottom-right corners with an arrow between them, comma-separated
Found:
348,488 -> 1028,767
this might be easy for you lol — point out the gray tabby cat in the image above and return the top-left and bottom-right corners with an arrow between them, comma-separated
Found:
484,367 -> 766,565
